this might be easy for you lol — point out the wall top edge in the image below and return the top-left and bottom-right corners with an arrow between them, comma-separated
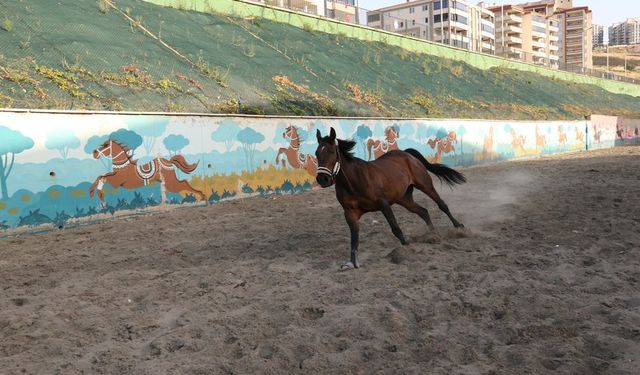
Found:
0,108 -> 591,123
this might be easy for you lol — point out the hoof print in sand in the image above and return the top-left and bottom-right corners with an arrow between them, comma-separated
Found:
301,307 -> 325,320
386,247 -> 419,264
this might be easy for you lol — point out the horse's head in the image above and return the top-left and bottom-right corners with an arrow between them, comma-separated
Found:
93,139 -> 128,160
283,125 -> 297,140
385,126 -> 399,142
315,127 -> 340,188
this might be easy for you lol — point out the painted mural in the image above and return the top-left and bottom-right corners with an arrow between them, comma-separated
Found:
0,111 -> 623,234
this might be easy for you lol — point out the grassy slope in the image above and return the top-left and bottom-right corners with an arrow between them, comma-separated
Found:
0,0 -> 638,119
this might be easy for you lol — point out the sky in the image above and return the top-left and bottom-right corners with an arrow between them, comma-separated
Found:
360,0 -> 639,29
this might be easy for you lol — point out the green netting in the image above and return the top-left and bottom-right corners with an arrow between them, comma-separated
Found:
0,0 -> 638,119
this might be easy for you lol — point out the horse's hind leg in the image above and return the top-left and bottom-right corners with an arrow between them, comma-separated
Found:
164,173 -> 205,200
415,179 -> 464,229
398,187 -> 435,232
380,201 -> 408,245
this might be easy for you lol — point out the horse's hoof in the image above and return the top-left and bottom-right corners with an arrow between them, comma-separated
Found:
340,261 -> 359,271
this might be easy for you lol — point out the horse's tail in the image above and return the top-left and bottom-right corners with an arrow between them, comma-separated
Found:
404,148 -> 466,187
366,139 -> 374,160
170,155 -> 199,174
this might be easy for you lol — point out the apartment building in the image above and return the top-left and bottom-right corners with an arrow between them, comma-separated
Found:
256,0 -> 323,15
489,4 -> 560,68
592,24 -> 604,46
609,19 -> 640,46
366,0 -> 496,54
325,0 -> 358,23
252,0 -> 357,23
555,7 -> 593,70
489,5 -> 525,60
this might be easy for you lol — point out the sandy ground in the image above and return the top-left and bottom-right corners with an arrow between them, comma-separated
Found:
1,146 -> 639,375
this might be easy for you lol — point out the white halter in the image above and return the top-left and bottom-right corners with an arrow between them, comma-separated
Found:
97,140 -> 128,165
316,139 -> 341,180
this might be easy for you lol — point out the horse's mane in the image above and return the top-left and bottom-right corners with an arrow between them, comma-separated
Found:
321,136 -> 357,159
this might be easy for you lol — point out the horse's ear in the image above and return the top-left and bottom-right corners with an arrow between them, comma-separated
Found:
329,127 -> 336,142
316,129 -> 322,142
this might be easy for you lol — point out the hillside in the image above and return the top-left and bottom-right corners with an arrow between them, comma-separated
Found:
593,45 -> 640,81
0,0 -> 639,119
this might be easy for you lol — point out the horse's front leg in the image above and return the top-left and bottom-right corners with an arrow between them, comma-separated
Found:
341,209 -> 362,270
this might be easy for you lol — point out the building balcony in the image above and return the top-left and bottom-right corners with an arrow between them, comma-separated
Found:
532,30 -> 547,38
482,31 -> 495,40
549,35 -> 559,42
481,19 -> 494,27
549,44 -> 559,51
532,40 -> 546,48
496,25 -> 523,34
533,50 -> 547,58
566,22 -> 583,31
549,54 -> 560,60
434,20 -> 470,31
507,35 -> 523,45
496,14 -> 523,24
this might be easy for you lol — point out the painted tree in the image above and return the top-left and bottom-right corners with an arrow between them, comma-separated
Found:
354,124 -> 373,157
400,123 -> 414,138
0,127 -> 34,200
211,118 -> 241,152
457,125 -> 466,166
45,128 -> 80,159
84,134 -> 111,171
127,116 -> 169,155
416,124 -> 437,143
338,119 -> 356,138
109,128 -> 143,153
163,134 -> 190,156
237,127 -> 265,171
272,122 -> 289,145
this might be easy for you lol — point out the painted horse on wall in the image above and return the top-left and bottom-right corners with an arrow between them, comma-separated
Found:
558,125 -> 568,145
575,125 -> 585,145
275,125 -> 317,177
366,126 -> 399,160
482,126 -> 494,160
510,128 -> 526,152
89,140 -> 205,207
535,125 -> 546,151
427,131 -> 457,163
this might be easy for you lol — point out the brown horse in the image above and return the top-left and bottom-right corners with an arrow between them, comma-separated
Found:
366,126 -> 399,160
315,128 -> 465,270
427,131 -> 457,162
88,140 -> 205,206
275,125 -> 317,177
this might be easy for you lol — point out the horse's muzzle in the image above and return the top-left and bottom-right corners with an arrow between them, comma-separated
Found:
316,174 -> 333,188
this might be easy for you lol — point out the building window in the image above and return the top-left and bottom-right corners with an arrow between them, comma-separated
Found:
451,14 -> 467,24
434,0 -> 448,11
367,13 -> 380,23
434,13 -> 449,23
455,2 -> 468,12
412,20 -> 416,26
425,17 -> 429,23
423,5 -> 428,11
410,7 -> 415,14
